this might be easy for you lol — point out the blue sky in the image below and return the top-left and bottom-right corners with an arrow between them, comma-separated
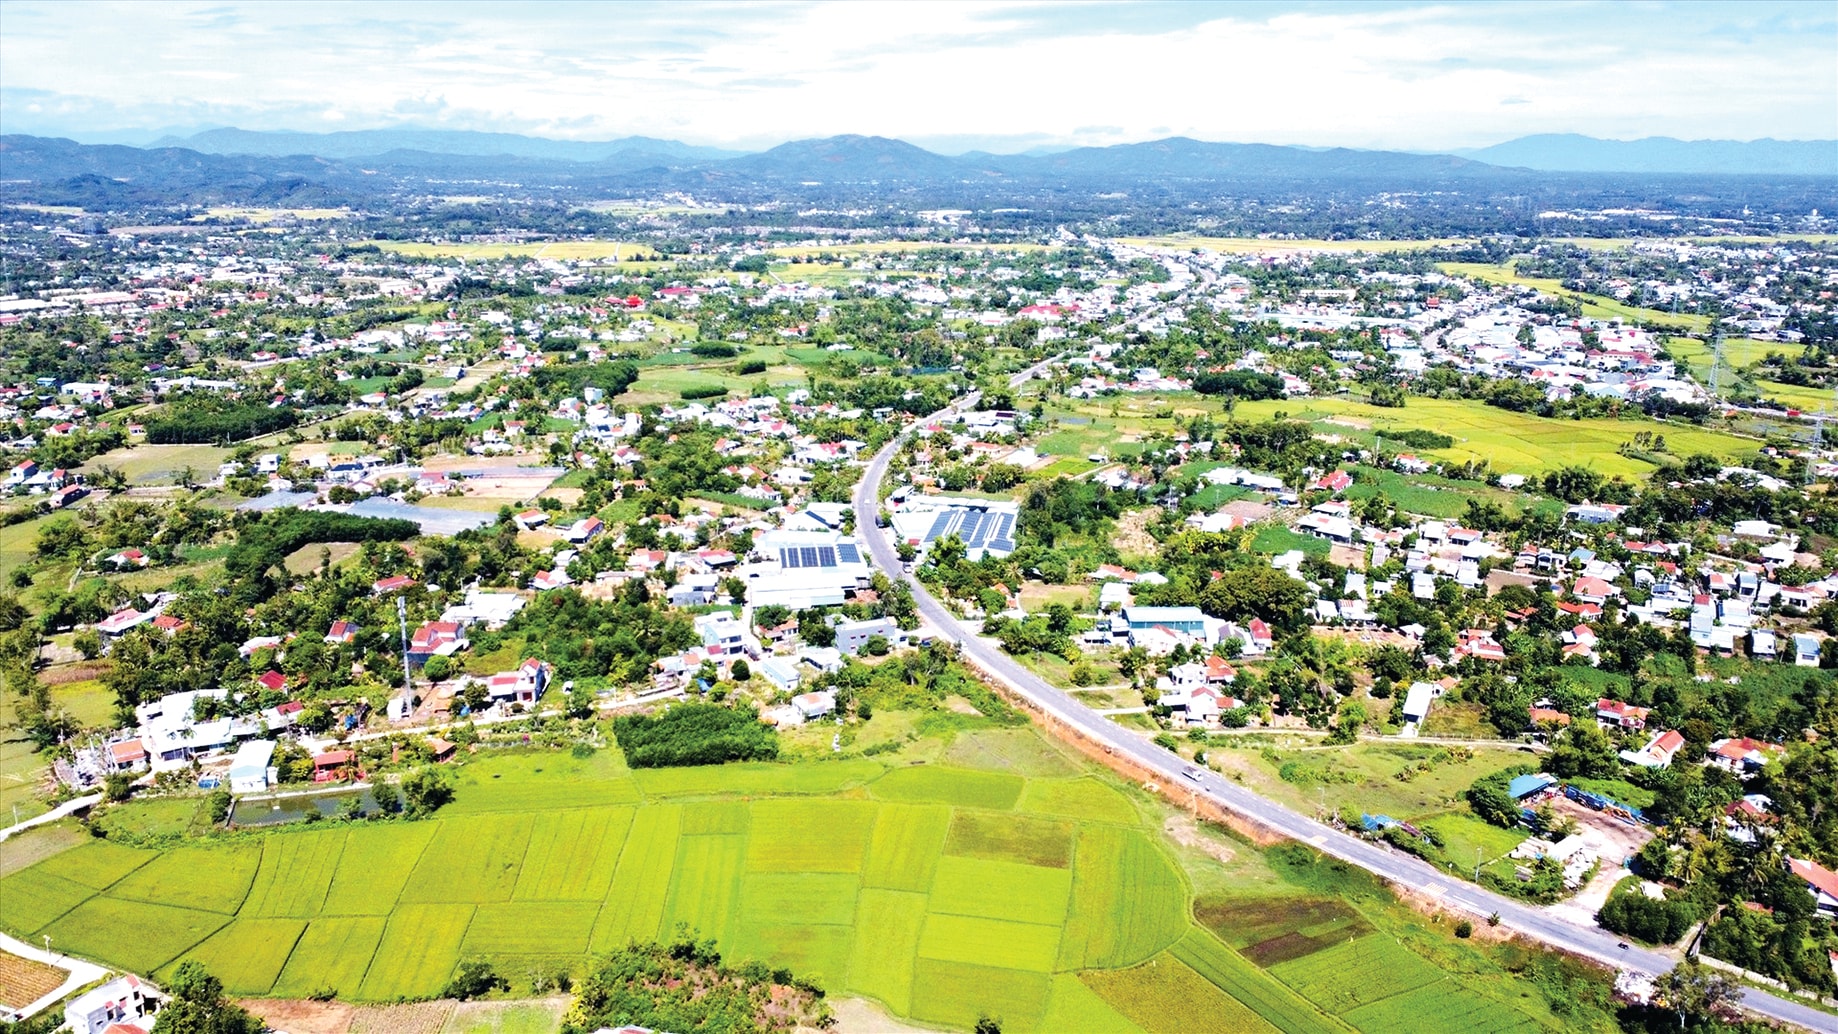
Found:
2,1 -> 1833,152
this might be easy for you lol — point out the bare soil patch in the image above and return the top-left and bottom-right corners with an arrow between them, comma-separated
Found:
1220,499 -> 1275,524
38,662 -> 108,686
1162,812 -> 1237,866
0,949 -> 66,1009
349,1000 -> 454,1034
1112,506 -> 1161,557
832,997 -> 945,1033
240,999 -> 358,1034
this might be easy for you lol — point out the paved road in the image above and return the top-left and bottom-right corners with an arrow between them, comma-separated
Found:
0,927 -> 108,1023
851,373 -> 1838,1034
0,794 -> 101,843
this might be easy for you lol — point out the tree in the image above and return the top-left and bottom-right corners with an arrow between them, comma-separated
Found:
400,766 -> 454,818
974,1016 -> 1003,1034
730,658 -> 751,682
103,771 -> 134,802
566,681 -> 597,719
444,958 -> 508,1000
421,655 -> 452,682
151,961 -> 263,1034
1654,959 -> 1740,1029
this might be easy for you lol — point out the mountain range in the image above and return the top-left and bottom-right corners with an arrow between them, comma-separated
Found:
1454,134 -> 1836,175
2,129 -> 1832,211
140,127 -> 1836,177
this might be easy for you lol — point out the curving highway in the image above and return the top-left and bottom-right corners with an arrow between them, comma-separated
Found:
850,367 -> 1838,1033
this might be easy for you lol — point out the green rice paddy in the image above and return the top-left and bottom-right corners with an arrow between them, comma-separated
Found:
2,731 -> 1603,1031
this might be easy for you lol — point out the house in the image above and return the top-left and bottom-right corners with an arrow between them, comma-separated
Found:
1788,857 -> 1838,917
1452,630 -> 1506,663
1794,632 -> 1824,667
255,670 -> 287,693
441,591 -> 527,630
1708,737 -> 1780,774
372,574 -> 417,594
567,516 -> 605,543
1401,682 -> 1438,727
1508,773 -> 1558,802
228,739 -> 276,794
1119,606 -> 1224,651
409,621 -> 467,665
65,975 -> 163,1034
96,607 -> 151,637
668,572 -> 722,607
105,548 -> 150,569
834,616 -> 899,655
759,656 -> 802,692
106,737 -> 148,773
1309,470 -> 1353,494
1596,699 -> 1650,730
312,750 -> 355,783
1621,729 -> 1687,768
792,689 -> 837,722
513,509 -> 550,530
325,619 -> 360,644
486,658 -> 551,704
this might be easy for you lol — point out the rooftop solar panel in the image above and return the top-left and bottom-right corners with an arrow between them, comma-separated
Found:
924,512 -> 953,543
837,543 -> 861,564
816,546 -> 836,567
800,547 -> 819,568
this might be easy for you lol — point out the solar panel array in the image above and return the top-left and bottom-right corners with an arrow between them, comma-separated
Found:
916,506 -> 1017,556
779,545 -> 841,569
836,543 -> 861,564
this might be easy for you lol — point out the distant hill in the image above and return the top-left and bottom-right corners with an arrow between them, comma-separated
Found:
1457,134 -> 1837,175
715,135 -> 970,182
150,127 -> 745,164
980,137 -> 1505,181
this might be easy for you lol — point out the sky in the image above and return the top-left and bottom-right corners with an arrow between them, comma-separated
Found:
2,0 -> 1834,153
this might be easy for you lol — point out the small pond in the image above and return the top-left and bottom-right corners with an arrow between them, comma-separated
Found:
230,787 -> 379,827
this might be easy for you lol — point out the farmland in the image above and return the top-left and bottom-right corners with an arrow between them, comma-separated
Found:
0,729 -> 1616,1032
363,240 -> 659,261
1227,396 -> 1754,477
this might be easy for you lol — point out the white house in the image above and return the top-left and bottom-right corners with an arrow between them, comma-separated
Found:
227,739 -> 276,795
65,975 -> 163,1034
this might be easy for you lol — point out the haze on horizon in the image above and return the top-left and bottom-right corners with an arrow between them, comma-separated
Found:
2,0 -> 1834,155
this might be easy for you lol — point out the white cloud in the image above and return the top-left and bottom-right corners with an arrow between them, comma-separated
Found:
1,0 -> 1831,149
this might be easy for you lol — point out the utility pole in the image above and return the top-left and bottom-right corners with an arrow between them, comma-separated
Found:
1708,328 -> 1724,398
396,596 -> 413,709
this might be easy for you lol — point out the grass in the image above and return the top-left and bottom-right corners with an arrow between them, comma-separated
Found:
1082,954 -> 1281,1033
81,441 -> 234,485
1121,236 -> 1468,255
0,731 -> 1621,1030
1018,778 -> 1140,825
364,240 -> 658,261
945,810 -> 1074,868
1343,981 -> 1544,1033
1228,396 -> 1754,477
870,765 -> 1024,809
1060,826 -> 1189,970
176,917 -> 305,995
1268,934 -> 1445,1015
1205,742 -> 1535,837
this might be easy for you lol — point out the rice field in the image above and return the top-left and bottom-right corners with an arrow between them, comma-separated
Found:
363,240 -> 658,261
0,735 -> 1597,1031
1228,396 -> 1755,477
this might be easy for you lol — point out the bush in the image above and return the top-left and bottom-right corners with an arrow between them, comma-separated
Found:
679,385 -> 728,400
147,401 -> 298,444
730,659 -> 751,682
736,359 -> 768,375
613,703 -> 779,768
1598,888 -> 1699,945
443,958 -> 507,1000
691,342 -> 741,358
1454,920 -> 1473,938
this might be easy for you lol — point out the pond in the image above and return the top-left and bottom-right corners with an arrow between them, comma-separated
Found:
230,787 -> 380,827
